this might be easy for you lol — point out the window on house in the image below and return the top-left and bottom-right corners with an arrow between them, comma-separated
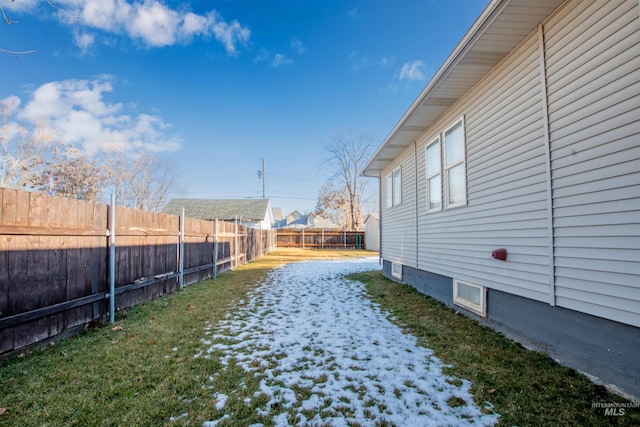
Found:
386,174 -> 393,208
393,167 -> 402,206
443,119 -> 466,207
391,262 -> 402,280
453,279 -> 486,316
425,138 -> 441,211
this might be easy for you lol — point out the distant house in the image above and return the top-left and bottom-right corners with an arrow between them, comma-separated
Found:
272,207 -> 283,224
163,199 -> 274,229
286,210 -> 303,226
273,210 -> 340,230
363,0 -> 640,399
363,214 -> 379,252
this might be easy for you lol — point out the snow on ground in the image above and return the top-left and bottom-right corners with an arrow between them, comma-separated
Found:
199,257 -> 499,426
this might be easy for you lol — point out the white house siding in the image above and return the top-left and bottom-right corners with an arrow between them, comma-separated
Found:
381,146 -> 417,268
415,32 -> 552,302
364,216 -> 380,252
544,0 -> 640,327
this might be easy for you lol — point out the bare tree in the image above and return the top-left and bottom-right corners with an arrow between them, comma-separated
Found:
1,1 -> 77,56
315,182 -> 348,227
1,1 -> 37,56
31,145 -> 108,201
1,100 -> 52,186
319,131 -> 373,230
105,152 -> 177,211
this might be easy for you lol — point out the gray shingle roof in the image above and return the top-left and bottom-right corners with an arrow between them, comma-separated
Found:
162,199 -> 270,221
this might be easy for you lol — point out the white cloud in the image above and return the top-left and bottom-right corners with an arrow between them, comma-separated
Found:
349,51 -> 396,72
0,95 -> 21,115
181,11 -> 208,35
12,78 -> 181,154
73,30 -> 96,52
17,0 -> 251,54
126,0 -> 180,46
271,53 -> 293,67
254,50 -> 293,67
209,15 -> 251,55
399,60 -> 426,81
80,0 -> 119,31
291,38 -> 305,54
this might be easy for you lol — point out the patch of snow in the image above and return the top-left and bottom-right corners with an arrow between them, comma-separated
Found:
202,414 -> 229,426
201,258 -> 499,426
214,392 -> 228,410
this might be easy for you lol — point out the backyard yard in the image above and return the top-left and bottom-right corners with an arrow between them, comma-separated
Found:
0,249 -> 637,426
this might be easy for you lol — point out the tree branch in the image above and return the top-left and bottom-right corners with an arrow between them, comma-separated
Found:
0,48 -> 37,57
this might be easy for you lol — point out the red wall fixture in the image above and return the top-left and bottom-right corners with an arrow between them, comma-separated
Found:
492,248 -> 507,261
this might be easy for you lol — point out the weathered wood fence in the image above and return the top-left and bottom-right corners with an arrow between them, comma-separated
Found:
276,229 -> 366,249
0,188 -> 276,356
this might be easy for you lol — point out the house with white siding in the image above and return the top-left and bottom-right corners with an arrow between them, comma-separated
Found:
364,0 -> 640,399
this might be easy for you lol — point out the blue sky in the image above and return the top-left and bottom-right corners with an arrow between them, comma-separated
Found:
1,0 -> 489,215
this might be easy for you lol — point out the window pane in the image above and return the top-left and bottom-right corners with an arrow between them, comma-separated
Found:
428,176 -> 441,210
445,121 -> 464,166
448,164 -> 465,204
426,140 -> 440,176
393,168 -> 401,205
386,175 -> 393,207
458,283 -> 481,305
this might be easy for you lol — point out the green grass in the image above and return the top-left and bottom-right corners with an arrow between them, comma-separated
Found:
0,249 -> 374,426
348,270 -> 640,427
1,250 -> 638,426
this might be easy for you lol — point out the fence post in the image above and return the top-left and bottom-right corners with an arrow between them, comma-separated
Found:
244,226 -> 248,264
321,229 -> 324,249
302,228 -> 305,249
108,193 -> 116,324
179,207 -> 185,290
213,218 -> 218,279
343,229 -> 346,249
234,220 -> 238,270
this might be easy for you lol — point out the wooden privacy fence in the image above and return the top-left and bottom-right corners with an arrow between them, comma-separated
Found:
0,188 -> 276,356
276,229 -> 366,249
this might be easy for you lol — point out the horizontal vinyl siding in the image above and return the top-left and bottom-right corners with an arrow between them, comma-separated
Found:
381,146 -> 417,268
416,33 -> 552,302
545,0 -> 640,327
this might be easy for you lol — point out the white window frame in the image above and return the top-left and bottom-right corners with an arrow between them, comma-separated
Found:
425,137 -> 442,212
443,118 -> 467,209
391,262 -> 402,280
386,174 -> 393,208
392,166 -> 402,206
453,279 -> 486,317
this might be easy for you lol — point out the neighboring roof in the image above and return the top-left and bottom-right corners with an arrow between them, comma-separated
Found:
163,199 -> 271,221
282,213 -> 340,230
273,211 -> 341,229
287,210 -> 302,220
363,0 -> 565,176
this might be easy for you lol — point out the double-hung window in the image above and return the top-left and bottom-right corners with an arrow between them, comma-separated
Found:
425,138 -> 441,211
386,166 -> 402,208
425,118 -> 466,212
443,119 -> 466,207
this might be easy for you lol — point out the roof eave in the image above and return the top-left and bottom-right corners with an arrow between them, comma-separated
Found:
363,0 -> 565,177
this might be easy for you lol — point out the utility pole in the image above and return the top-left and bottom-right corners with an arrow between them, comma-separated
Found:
258,157 -> 266,199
